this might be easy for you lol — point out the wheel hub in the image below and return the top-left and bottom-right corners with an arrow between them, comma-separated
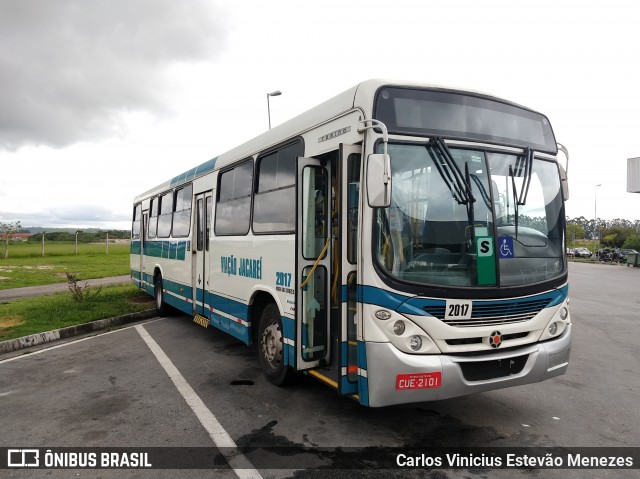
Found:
262,323 -> 283,369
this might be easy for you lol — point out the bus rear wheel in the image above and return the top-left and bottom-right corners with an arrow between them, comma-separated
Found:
258,304 -> 295,386
154,275 -> 169,317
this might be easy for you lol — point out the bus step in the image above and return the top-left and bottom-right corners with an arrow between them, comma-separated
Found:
193,314 -> 209,328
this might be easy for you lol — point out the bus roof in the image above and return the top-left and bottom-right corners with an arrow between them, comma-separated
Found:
133,79 -> 528,203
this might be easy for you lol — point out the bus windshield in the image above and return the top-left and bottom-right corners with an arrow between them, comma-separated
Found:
374,143 -> 565,288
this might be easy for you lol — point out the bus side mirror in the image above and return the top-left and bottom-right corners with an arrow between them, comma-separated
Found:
559,164 -> 569,201
557,143 -> 569,201
366,153 -> 392,207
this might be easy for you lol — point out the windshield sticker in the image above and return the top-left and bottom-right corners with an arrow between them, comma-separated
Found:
476,236 -> 497,285
498,236 -> 515,258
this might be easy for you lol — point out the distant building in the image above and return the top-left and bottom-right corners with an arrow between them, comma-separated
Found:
628,157 -> 640,193
0,233 -> 32,242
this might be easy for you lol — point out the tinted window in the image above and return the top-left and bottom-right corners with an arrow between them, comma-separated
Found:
132,204 -> 141,239
148,198 -> 157,239
175,184 -> 193,212
347,153 -> 361,264
215,160 -> 253,235
253,141 -> 302,233
172,184 -> 192,237
157,192 -> 173,238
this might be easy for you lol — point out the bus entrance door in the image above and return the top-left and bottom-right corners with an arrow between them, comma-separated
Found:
193,191 -> 212,318
296,157 -> 331,370
338,144 -> 361,395
140,210 -> 148,286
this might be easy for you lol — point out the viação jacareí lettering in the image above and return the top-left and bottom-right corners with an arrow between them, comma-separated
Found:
221,255 -> 262,279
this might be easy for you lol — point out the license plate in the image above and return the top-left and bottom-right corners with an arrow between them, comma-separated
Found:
396,372 -> 442,390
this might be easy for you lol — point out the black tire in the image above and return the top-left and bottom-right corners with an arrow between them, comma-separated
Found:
154,275 -> 169,317
258,304 -> 295,386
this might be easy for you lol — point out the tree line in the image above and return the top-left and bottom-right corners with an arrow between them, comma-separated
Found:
26,230 -> 131,243
566,217 -> 640,250
0,220 -> 130,245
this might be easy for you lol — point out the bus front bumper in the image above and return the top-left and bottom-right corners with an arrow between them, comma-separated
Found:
365,324 -> 571,407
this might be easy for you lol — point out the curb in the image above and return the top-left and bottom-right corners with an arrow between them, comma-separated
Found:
0,309 -> 158,354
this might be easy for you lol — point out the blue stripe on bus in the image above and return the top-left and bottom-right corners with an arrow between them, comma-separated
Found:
396,285 -> 569,316
357,341 -> 369,406
206,292 -> 254,344
131,271 -> 250,344
358,376 -> 369,406
359,285 -> 409,310
195,287 -> 204,304
356,284 -> 568,316
282,316 -> 295,367
340,376 -> 356,391
229,320 -> 250,343
170,157 -> 217,187
131,240 -> 188,261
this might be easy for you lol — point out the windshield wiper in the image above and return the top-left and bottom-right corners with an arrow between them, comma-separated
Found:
470,173 -> 491,210
516,147 -> 533,206
428,138 -> 475,205
509,164 -> 520,237
427,138 -> 477,244
427,148 -> 465,204
508,147 -> 535,238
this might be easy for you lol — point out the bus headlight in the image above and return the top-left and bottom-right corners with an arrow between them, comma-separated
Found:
559,307 -> 568,320
393,320 -> 406,335
548,322 -> 558,336
369,305 -> 441,354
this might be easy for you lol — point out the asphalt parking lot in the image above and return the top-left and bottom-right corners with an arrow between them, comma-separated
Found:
1,262 -> 639,478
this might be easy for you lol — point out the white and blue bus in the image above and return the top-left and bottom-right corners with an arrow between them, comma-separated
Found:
131,80 -> 571,407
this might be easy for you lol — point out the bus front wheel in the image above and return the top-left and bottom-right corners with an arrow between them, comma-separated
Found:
258,304 -> 295,386
154,275 -> 169,317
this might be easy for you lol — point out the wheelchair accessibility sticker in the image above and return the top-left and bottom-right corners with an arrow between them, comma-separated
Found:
498,236 -> 515,258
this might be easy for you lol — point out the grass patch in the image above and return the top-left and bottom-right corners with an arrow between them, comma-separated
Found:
0,285 -> 154,341
0,242 -> 130,290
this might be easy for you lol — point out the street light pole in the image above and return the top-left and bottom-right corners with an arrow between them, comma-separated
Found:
267,90 -> 282,129
594,184 -> 602,259
42,231 -> 45,257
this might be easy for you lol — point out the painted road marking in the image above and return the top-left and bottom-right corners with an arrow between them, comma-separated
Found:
0,318 -> 165,365
135,325 -> 263,479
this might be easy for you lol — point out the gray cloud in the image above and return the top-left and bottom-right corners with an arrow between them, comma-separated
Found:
0,0 -> 228,151
1,205 -> 131,229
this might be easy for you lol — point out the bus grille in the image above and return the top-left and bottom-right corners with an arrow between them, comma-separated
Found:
458,354 -> 529,381
423,298 -> 551,327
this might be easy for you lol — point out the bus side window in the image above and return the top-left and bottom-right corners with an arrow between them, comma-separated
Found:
148,198 -> 158,239
173,184 -> 193,237
215,160 -> 253,236
132,204 -> 141,239
157,191 -> 173,238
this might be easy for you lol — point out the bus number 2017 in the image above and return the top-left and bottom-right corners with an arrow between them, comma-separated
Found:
276,272 -> 292,288
448,304 -> 469,317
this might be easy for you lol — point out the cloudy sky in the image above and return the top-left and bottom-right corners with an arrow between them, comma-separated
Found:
1,0 -> 639,230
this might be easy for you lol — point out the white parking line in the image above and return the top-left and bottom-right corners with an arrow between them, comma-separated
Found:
135,325 -> 263,479
0,318 -> 165,365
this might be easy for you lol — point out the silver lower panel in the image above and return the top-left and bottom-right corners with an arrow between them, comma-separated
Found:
366,324 -> 572,407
